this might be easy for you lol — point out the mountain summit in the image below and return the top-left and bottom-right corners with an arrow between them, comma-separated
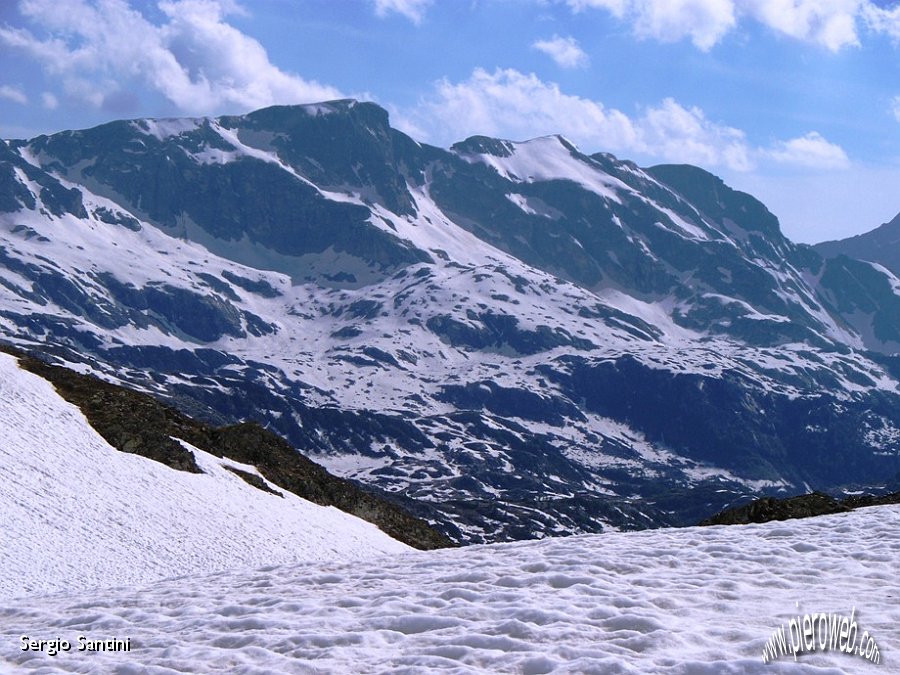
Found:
2,100 -> 899,542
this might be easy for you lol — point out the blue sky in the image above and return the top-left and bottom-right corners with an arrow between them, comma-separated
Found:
1,0 -> 899,243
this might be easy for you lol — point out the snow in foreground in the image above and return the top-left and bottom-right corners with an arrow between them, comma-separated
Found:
2,504 -> 898,674
0,352 -> 409,600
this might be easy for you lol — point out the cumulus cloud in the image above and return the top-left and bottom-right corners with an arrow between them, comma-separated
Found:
743,0 -> 863,51
373,0 -> 432,24
402,68 -> 851,173
404,68 -> 640,153
639,97 -> 753,170
763,131 -> 850,168
533,35 -> 590,68
0,84 -> 28,105
565,0 -> 895,51
566,0 -> 738,50
403,67 -> 754,170
0,0 -> 342,115
634,0 -> 737,50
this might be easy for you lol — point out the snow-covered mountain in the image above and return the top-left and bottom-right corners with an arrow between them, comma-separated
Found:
0,350 -> 413,600
2,99 -> 900,542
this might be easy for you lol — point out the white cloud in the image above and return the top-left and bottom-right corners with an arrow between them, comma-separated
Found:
863,2 -> 900,42
892,95 -> 900,122
565,0 -> 890,51
373,0 -> 432,24
403,67 -> 754,170
0,0 -> 343,115
41,91 -> 58,109
0,85 -> 28,105
764,131 -> 850,168
633,0 -> 737,50
403,68 -> 853,175
638,97 -> 753,170
403,67 -> 640,153
532,35 -> 590,68
743,0 -> 863,51
567,0 -> 738,50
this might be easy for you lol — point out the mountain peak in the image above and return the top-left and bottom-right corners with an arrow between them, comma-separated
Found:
647,163 -> 785,241
450,135 -> 515,157
451,133 -> 579,158
237,99 -> 389,131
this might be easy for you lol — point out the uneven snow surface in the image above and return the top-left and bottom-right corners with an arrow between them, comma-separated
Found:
0,352 -> 409,600
2,504 -> 898,673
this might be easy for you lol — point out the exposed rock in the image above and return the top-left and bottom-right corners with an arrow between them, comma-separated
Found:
699,490 -> 900,526
224,465 -> 284,497
840,491 -> 900,509
700,492 -> 848,525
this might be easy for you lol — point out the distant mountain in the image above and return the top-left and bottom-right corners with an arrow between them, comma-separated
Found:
2,100 -> 900,543
815,212 -> 900,277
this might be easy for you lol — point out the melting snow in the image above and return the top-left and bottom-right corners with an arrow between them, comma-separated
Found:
460,136 -> 627,203
505,192 -> 537,215
132,118 -> 202,142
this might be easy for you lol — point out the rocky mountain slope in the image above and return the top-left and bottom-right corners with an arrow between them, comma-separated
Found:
816,211 -> 900,277
2,99 -> 899,543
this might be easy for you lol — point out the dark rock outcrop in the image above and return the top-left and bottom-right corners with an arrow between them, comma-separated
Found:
699,492 -> 849,525
699,490 -> 900,526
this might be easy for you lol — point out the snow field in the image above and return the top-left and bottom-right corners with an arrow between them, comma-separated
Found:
1,504 -> 898,673
0,352 -> 410,601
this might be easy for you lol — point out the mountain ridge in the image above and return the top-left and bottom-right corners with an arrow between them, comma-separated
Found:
815,211 -> 900,277
1,99 -> 899,543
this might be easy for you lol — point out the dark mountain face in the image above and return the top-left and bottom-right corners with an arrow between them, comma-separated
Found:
816,255 -> 900,349
18,101 -> 431,285
815,212 -> 900,277
646,164 -> 786,243
813,213 -> 900,352
1,100 -> 899,543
